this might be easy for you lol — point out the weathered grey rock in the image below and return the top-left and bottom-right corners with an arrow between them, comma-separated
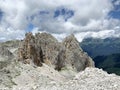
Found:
0,46 -> 14,69
0,40 -> 21,69
0,40 -> 21,57
62,34 -> 94,71
18,33 -> 43,66
18,32 -> 94,71
0,40 -> 21,48
0,46 -> 13,57
1,33 -> 120,90
1,62 -> 120,90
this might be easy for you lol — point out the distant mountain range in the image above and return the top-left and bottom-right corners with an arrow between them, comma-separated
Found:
80,37 -> 120,58
94,53 -> 120,75
80,37 -> 120,75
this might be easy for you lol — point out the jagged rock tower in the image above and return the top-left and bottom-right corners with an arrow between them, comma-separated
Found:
18,32 -> 94,71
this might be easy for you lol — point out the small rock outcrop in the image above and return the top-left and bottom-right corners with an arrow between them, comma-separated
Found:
18,32 -> 94,71
0,46 -> 13,57
0,46 -> 14,69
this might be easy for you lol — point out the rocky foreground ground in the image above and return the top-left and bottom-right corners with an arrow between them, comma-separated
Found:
0,61 -> 120,90
0,33 -> 120,90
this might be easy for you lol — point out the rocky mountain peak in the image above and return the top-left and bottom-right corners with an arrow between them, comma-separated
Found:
63,34 -> 83,51
18,32 -> 94,71
35,32 -> 58,43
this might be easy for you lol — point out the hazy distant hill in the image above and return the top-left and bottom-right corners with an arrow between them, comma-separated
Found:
80,37 -> 120,75
80,37 -> 120,58
94,53 -> 120,75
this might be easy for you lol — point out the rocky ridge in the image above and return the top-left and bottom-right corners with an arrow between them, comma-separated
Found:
18,32 -> 94,71
0,32 -> 120,90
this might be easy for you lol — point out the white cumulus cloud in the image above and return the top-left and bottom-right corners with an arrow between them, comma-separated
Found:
0,0 -> 120,42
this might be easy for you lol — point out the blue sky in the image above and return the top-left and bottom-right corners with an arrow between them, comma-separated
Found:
27,8 -> 74,32
0,0 -> 120,42
109,0 -> 120,19
0,10 -> 3,22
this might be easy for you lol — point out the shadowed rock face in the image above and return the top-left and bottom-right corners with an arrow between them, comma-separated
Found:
18,32 -> 94,71
18,33 -> 43,66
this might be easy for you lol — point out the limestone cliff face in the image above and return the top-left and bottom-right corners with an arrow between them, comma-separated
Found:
62,34 -> 94,71
18,33 -> 43,66
18,32 -> 94,71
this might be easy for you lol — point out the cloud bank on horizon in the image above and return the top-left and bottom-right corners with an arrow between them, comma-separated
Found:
0,0 -> 120,42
